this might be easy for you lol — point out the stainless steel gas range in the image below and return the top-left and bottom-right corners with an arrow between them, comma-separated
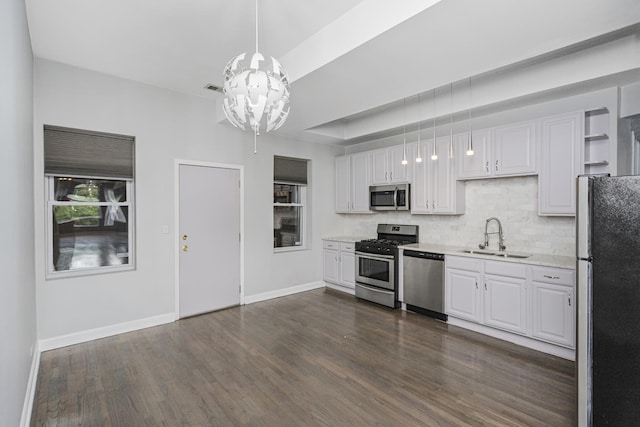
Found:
354,224 -> 419,308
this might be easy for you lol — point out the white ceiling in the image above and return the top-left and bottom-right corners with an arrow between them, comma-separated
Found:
25,0 -> 640,144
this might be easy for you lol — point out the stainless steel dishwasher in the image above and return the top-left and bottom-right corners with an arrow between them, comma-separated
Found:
403,250 -> 446,321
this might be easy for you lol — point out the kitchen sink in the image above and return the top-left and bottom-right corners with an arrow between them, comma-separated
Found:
494,252 -> 532,259
459,249 -> 496,255
459,249 -> 532,259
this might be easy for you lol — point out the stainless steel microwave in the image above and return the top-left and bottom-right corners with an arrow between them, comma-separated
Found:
369,183 -> 410,211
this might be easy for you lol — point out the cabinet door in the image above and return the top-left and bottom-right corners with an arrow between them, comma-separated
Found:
532,281 -> 574,347
483,274 -> 528,335
388,144 -> 414,183
446,268 -> 481,322
339,250 -> 356,289
370,149 -> 388,184
335,156 -> 351,213
323,248 -> 339,284
457,129 -> 492,179
411,140 -> 433,213
494,120 -> 536,176
539,112 -> 581,216
350,151 -> 371,213
432,136 -> 456,214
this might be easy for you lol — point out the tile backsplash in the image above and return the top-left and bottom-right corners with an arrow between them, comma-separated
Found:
342,176 -> 576,257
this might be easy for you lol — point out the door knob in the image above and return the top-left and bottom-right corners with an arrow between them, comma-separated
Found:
182,245 -> 189,252
182,235 -> 188,240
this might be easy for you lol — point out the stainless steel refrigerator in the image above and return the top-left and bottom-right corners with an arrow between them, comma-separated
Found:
576,174 -> 640,426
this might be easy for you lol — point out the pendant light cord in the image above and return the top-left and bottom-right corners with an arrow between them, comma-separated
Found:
255,0 -> 259,53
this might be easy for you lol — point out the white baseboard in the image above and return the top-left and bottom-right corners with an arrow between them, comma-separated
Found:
243,281 -> 325,305
325,282 -> 356,295
19,341 -> 40,427
39,313 -> 175,352
448,316 -> 575,360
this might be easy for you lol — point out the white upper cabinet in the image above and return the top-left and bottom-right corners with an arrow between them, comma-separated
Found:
493,120 -> 537,176
371,144 -> 414,185
335,155 -> 351,213
457,129 -> 492,179
335,152 -> 371,214
411,137 -> 465,215
539,111 -> 582,216
350,152 -> 371,212
457,121 -> 536,180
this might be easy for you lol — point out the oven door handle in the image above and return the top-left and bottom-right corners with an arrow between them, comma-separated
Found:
355,251 -> 394,261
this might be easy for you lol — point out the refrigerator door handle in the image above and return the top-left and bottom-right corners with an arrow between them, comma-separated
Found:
577,176 -> 593,260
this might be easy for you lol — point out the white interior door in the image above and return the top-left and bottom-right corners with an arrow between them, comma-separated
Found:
178,164 -> 240,318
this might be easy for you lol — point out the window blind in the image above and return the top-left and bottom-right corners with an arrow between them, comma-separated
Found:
274,156 -> 308,185
44,125 -> 135,179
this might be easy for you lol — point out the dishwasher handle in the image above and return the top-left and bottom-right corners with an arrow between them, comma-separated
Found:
403,250 -> 444,261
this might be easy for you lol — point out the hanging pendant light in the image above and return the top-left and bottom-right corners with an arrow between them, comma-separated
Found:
466,76 -> 474,156
402,98 -> 408,165
431,88 -> 438,160
449,83 -> 455,159
416,93 -> 423,163
222,0 -> 291,153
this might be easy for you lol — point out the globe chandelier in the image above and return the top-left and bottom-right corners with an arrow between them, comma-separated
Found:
222,0 -> 291,153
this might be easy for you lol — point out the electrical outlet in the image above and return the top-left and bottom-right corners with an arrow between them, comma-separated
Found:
162,225 -> 169,234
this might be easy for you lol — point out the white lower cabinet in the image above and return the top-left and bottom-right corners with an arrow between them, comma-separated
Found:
323,241 -> 339,284
531,267 -> 575,347
483,273 -> 528,335
446,256 -> 575,353
323,240 -> 355,290
446,266 -> 482,322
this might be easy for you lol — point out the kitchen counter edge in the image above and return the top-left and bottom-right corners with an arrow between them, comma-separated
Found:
399,243 -> 575,270
322,236 -> 371,244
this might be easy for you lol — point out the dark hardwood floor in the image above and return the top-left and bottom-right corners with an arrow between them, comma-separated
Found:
31,288 -> 576,426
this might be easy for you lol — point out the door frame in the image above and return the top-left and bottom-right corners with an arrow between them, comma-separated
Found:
174,159 -> 244,320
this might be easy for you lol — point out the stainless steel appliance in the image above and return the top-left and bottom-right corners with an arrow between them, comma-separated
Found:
403,250 -> 446,321
369,183 -> 410,211
576,174 -> 640,426
355,224 -> 419,308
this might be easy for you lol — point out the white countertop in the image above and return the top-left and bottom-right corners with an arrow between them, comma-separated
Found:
399,242 -> 575,270
323,236 -> 371,243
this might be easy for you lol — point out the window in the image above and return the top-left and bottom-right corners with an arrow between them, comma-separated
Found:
44,125 -> 135,277
273,156 -> 308,250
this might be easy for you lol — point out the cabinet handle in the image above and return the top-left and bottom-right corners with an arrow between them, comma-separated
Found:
485,161 -> 489,172
390,172 -> 393,181
495,160 -> 499,171
475,281 -> 478,289
432,201 -> 435,210
568,293 -> 572,307
385,172 -> 388,181
484,283 -> 488,291
544,275 -> 560,280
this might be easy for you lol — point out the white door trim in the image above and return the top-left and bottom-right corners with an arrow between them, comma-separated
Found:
174,159 -> 245,320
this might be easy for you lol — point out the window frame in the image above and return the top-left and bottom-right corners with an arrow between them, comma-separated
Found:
45,174 -> 136,279
273,182 -> 307,253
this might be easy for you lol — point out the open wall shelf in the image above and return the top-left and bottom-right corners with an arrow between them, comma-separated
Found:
583,108 -> 610,175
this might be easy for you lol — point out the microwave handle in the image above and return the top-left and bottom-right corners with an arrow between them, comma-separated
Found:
393,187 -> 398,209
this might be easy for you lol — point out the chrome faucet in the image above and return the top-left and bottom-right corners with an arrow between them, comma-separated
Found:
479,217 -> 506,251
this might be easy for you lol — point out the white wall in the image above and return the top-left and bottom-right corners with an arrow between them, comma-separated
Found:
0,0 -> 37,424
34,59 -> 343,341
